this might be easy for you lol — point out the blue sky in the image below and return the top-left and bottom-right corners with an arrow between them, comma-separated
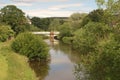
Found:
0,0 -> 98,17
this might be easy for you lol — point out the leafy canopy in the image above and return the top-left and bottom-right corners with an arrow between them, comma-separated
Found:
0,5 -> 27,33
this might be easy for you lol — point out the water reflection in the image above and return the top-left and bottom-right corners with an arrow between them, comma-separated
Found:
29,39 -> 86,80
52,41 -> 81,63
74,64 -> 89,80
29,39 -> 119,80
29,60 -> 50,80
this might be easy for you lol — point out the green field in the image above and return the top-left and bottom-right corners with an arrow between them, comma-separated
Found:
0,41 -> 37,80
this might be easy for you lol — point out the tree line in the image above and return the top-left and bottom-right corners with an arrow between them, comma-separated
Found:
0,0 -> 120,79
0,5 -> 50,60
62,0 -> 120,79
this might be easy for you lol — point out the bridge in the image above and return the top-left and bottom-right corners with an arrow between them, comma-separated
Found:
32,31 -> 59,36
32,31 -> 60,42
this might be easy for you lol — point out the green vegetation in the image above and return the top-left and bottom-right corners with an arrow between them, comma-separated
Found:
31,17 -> 52,31
31,17 -> 67,31
0,54 -> 8,80
0,5 -> 49,80
11,32 -> 49,60
49,19 -> 61,31
90,37 -> 120,80
81,9 -> 105,26
59,23 -> 73,40
0,5 -> 40,35
0,0 -> 120,79
72,22 -> 111,54
0,24 -> 14,42
0,41 -> 37,80
0,5 -> 27,34
57,1 -> 120,79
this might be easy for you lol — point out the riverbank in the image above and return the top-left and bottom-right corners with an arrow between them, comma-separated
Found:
0,40 -> 37,80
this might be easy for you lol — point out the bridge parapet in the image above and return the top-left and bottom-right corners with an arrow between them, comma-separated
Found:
32,31 -> 59,35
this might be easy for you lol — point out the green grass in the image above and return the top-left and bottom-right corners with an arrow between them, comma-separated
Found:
0,41 -> 37,80
0,54 -> 8,80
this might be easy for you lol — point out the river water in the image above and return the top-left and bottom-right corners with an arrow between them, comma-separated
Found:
29,39 -> 86,80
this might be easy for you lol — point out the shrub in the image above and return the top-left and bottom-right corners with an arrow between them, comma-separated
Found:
62,37 -> 73,44
89,33 -> 120,80
73,28 -> 96,54
72,22 -> 111,54
15,24 -> 41,35
0,24 -> 14,42
11,32 -> 49,60
59,23 -> 73,40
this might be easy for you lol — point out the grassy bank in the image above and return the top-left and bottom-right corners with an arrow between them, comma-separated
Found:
0,40 -> 37,80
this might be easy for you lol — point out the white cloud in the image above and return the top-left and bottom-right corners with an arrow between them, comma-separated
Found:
10,0 -> 68,3
24,9 -> 86,17
23,3 -> 90,17
0,1 -> 94,17
48,3 -> 82,10
0,3 -> 32,7
12,3 -> 32,6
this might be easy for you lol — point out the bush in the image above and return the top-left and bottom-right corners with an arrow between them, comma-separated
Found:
15,24 -> 41,35
73,28 -> 96,54
72,22 -> 111,54
0,24 -> 14,42
11,32 -> 49,60
89,33 -> 120,80
59,23 -> 73,40
62,37 -> 73,44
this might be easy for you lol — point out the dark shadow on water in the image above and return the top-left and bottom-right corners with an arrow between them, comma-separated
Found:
29,60 -> 50,80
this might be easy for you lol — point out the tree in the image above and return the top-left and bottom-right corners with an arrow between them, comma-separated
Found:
59,23 -> 72,40
70,13 -> 87,30
0,24 -> 14,42
70,13 -> 86,21
31,17 -> 41,29
49,19 -> 61,31
11,32 -> 49,60
81,9 -> 105,26
0,5 -> 27,33
89,33 -> 120,80
96,0 -> 120,26
96,0 -> 120,11
31,17 -> 51,31
73,22 -> 111,54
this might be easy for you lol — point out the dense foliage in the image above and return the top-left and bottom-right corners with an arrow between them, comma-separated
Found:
14,24 -> 41,34
0,5 -> 28,33
31,17 -> 51,31
73,22 -> 111,54
89,32 -> 120,80
31,17 -> 65,31
59,23 -> 72,40
81,9 -> 105,26
57,1 -> 120,79
11,32 -> 49,60
0,5 -> 40,35
0,24 -> 14,42
0,2 -> 120,79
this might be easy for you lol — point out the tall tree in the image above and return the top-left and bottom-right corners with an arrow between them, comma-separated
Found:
96,0 -> 120,26
49,19 -> 61,31
31,17 -> 51,31
0,5 -> 27,32
81,9 -> 105,26
70,13 -> 86,21
70,13 -> 87,30
96,0 -> 120,13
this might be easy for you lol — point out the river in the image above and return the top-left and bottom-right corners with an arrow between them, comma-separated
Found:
29,39 -> 87,80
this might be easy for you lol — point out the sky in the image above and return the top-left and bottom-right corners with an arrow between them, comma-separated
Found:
0,0 -> 98,17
